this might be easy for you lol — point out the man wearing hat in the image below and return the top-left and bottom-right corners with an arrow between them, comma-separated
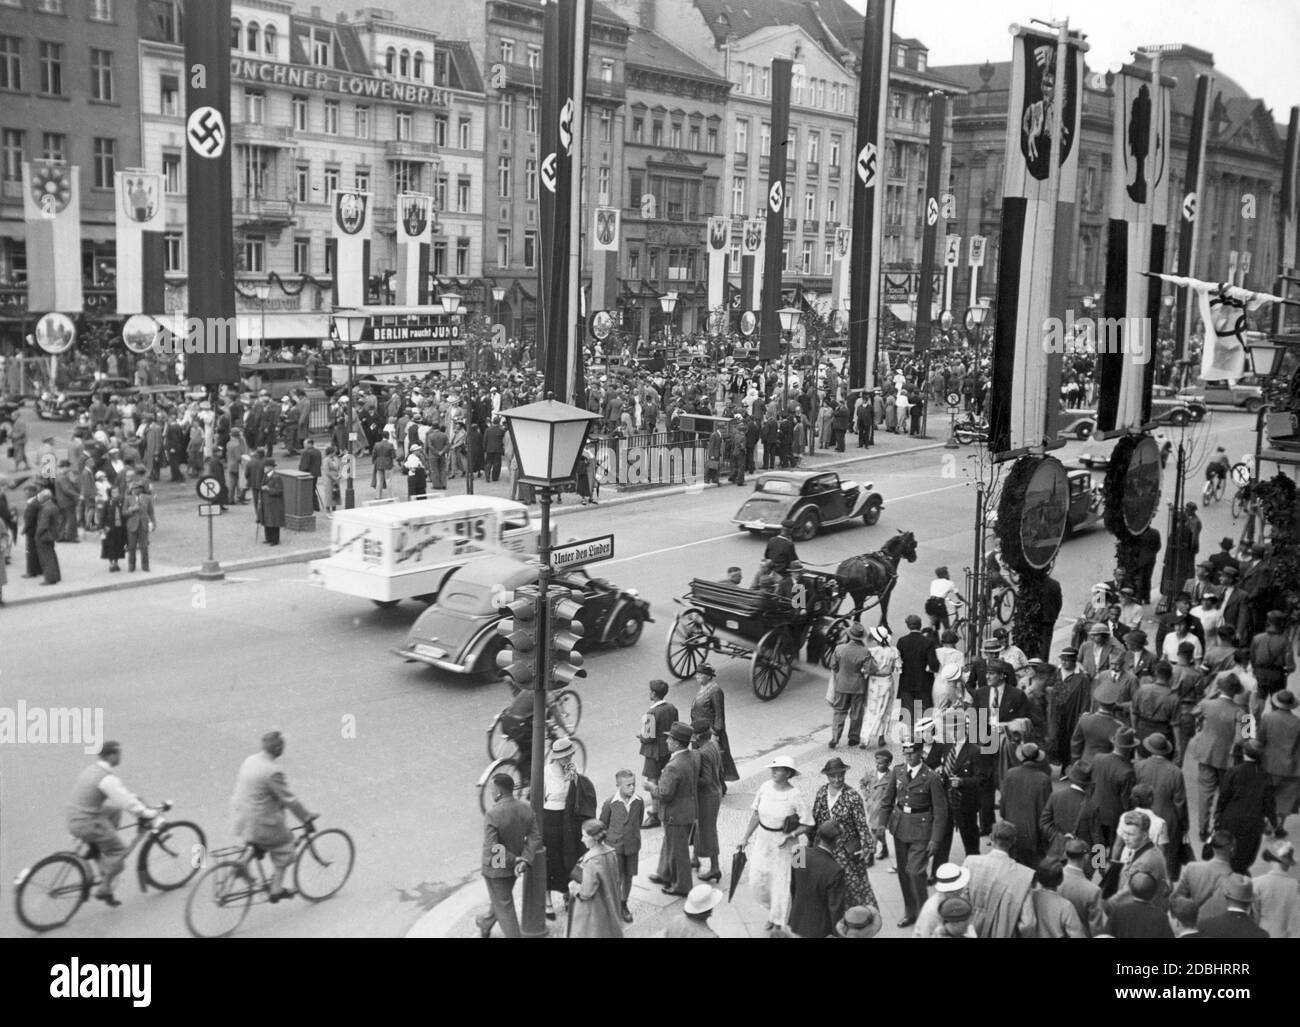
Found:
33,488 -> 61,585
1043,762 -> 1100,859
1259,689 -> 1300,830
663,884 -> 722,938
1106,870 -> 1173,938
1184,561 -> 1218,606
965,636 -> 1004,695
836,904 -> 882,938
1131,661 -> 1178,744
788,820 -> 847,938
897,614 -> 941,721
1255,840 -> 1299,938
67,741 -> 160,906
1207,535 -> 1240,577
1030,858 -> 1087,937
829,621 -> 872,749
690,719 -> 724,883
763,519 -> 798,575
1049,646 -> 1090,770
933,895 -> 977,937
1217,567 -> 1248,644
914,862 -> 971,937
999,743 -> 1052,866
973,659 -> 1028,835
1198,874 -> 1269,938
1216,738 -> 1280,873
1091,727 -> 1138,849
649,722 -> 699,896
1070,674 -> 1126,766
1237,543 -> 1271,641
1251,610 -> 1297,704
1079,622 -> 1124,680
1059,837 -> 1106,936
1135,732 -> 1187,876
925,703 -> 982,869
1190,675 -> 1246,840
882,737 -> 948,927
1156,593 -> 1205,656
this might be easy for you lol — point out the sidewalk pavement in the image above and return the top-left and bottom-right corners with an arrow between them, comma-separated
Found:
1,429 -> 944,607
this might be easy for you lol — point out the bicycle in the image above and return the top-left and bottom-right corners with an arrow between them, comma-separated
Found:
1231,480 -> 1254,520
183,819 -> 355,939
486,688 -> 582,761
478,718 -> 587,814
13,800 -> 205,932
1202,471 -> 1227,504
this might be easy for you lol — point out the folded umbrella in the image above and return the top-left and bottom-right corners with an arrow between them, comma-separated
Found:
728,848 -> 747,902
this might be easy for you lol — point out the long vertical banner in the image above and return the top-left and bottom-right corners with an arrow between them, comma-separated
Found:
331,190 -> 372,307
183,0 -> 238,385
396,193 -> 432,305
759,58 -> 792,361
742,219 -> 764,312
1275,106 -> 1300,336
115,171 -> 166,316
707,215 -> 728,325
592,206 -> 619,320
847,0 -> 894,390
989,27 -> 1085,454
565,0 -> 593,404
22,161 -> 83,313
914,92 -> 946,355
1097,57 -> 1172,435
1175,75 -> 1211,364
831,227 -> 852,316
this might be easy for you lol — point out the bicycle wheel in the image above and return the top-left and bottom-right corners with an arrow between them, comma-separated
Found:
566,737 -> 588,774
479,758 -> 525,814
140,820 -> 206,892
1213,475 -> 1226,501
294,829 -> 356,902
14,853 -> 89,932
1231,489 -> 1248,520
184,862 -> 253,939
486,712 -> 518,762
1202,479 -> 1213,504
551,690 -> 582,734
994,588 -> 1016,625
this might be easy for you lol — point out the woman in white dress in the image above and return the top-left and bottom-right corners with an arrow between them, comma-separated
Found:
737,755 -> 813,931
861,626 -> 900,749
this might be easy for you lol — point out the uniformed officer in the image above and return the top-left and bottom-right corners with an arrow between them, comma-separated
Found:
883,738 -> 949,927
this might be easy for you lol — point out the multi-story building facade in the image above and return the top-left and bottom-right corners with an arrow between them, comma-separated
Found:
937,44 -> 1287,320
618,28 -> 729,340
0,0 -> 151,353
137,1 -> 485,349
444,0 -> 630,343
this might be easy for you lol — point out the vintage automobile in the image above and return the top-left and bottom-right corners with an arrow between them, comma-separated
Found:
1058,409 -> 1097,440
987,468 -> 1104,540
732,470 -> 884,541
36,376 -> 133,420
397,554 -> 652,675
1177,378 -> 1265,412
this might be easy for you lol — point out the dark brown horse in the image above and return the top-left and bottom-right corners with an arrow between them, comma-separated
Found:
835,530 -> 918,632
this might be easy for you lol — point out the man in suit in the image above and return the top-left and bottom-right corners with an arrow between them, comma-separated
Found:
1059,837 -> 1107,936
476,772 -> 540,938
649,723 -> 699,896
1079,622 -> 1125,679
1155,593 -> 1206,655
1207,536 -> 1240,577
1042,762 -> 1100,858
1216,739 -> 1279,873
122,480 -> 155,573
1000,742 -> 1053,866
34,489 -> 61,585
828,621 -> 872,748
690,719 -> 724,884
925,703 -> 982,868
1091,727 -> 1138,849
1108,810 -> 1170,913
229,731 -> 316,903
298,437 -> 323,511
1259,690 -> 1300,830
1199,874 -> 1270,938
370,433 -> 396,497
883,738 -> 948,927
897,614 -> 941,722
973,660 -> 1030,834
763,520 -> 798,573
1191,675 -> 1245,840
638,680 -> 677,828
1172,830 -> 1236,915
1030,858 -> 1087,937
1168,895 -> 1202,937
1236,543 -> 1270,642
962,821 -> 1037,937
483,417 -> 506,482
1107,870 -> 1174,938
1218,567 -> 1248,643
789,820 -> 847,938
1135,732 -> 1187,878
1071,678 -> 1126,766
598,770 -> 643,924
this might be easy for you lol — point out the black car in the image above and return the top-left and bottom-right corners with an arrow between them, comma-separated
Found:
36,376 -> 133,420
732,470 -> 884,541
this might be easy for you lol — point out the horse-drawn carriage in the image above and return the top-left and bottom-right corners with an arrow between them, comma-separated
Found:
664,531 -> 919,701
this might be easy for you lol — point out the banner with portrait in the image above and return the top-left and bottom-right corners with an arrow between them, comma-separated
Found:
115,171 -> 166,316
396,192 -> 431,306
331,190 -> 372,309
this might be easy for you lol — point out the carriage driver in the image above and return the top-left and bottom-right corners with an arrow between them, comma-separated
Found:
763,519 -> 799,574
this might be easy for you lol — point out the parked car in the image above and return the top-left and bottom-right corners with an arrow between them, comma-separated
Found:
732,470 -> 883,541
36,376 -> 133,420
397,554 -> 652,675
1178,377 -> 1264,412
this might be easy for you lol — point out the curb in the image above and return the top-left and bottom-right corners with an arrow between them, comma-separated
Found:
402,733 -> 836,939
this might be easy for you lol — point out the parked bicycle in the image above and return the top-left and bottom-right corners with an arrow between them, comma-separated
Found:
13,800 -> 205,932
184,818 -> 355,939
478,715 -> 586,814
486,687 -> 582,761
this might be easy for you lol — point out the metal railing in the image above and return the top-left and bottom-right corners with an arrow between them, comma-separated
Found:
590,430 -> 705,487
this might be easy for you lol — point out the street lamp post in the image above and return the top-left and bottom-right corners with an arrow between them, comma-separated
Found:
659,291 -> 678,352
500,397 -> 600,938
440,291 -> 462,383
252,280 -> 271,360
964,300 -> 991,416
331,309 -> 368,510
491,285 -> 506,375
778,306 -> 803,416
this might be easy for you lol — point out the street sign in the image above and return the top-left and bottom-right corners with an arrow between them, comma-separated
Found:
944,235 -> 962,267
969,235 -> 987,268
946,392 -> 962,409
196,475 -> 222,501
1240,251 -> 1252,274
198,503 -> 222,517
549,533 -> 615,573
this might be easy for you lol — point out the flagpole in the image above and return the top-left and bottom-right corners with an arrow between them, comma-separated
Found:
564,0 -> 590,404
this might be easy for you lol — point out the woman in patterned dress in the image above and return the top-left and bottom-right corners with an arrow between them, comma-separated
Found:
811,756 -> 878,910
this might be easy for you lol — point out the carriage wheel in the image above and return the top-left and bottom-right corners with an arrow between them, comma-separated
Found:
752,629 -> 795,701
818,618 -> 851,670
665,609 -> 713,679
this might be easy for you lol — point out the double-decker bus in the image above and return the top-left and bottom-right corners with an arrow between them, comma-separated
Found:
323,305 -> 464,386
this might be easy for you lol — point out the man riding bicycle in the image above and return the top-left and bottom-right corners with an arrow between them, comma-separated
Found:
230,731 -> 317,904
1206,447 -> 1231,485
925,565 -> 965,630
66,740 -> 160,906
499,688 -> 535,783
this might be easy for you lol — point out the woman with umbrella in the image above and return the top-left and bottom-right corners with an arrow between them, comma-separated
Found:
811,756 -> 878,911
736,755 -> 813,932
689,665 -> 739,785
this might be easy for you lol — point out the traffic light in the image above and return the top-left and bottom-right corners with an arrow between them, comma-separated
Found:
496,585 -> 541,688
548,589 -> 587,688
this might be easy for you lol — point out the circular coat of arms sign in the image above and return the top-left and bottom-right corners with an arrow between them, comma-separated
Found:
1012,456 -> 1070,571
1120,435 -> 1163,535
739,311 -> 757,337
30,163 -> 72,216
34,312 -> 77,355
122,314 -> 161,354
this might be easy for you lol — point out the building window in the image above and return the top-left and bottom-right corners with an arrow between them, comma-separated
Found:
499,39 -> 514,62
37,0 -> 64,12
413,51 -> 424,79
743,64 -> 753,94
890,90 -> 905,119
396,109 -> 412,140
648,248 -> 659,281
827,196 -> 838,223
433,114 -> 447,147
792,70 -> 803,105
41,132 -> 65,161
782,243 -> 791,272
231,18 -> 241,49
164,152 -> 182,193
628,248 -> 640,279
394,161 -> 419,194
90,49 -> 114,101
243,235 -> 265,273
669,123 -> 680,148
829,134 -> 841,169
39,41 -> 63,95
324,166 -> 339,195
823,245 -> 833,274
600,109 -> 611,142
294,163 -> 309,202
889,140 -> 904,177
498,95 -> 511,130
526,45 -> 540,70
247,22 -> 259,52
526,97 -> 538,135
264,24 -> 276,57
432,173 -> 446,209
92,137 -> 114,188
0,129 -> 22,183
385,47 -> 395,75
734,118 -> 748,154
600,58 -> 613,85
706,127 -> 717,153
354,169 -> 369,193
310,30 -> 330,68
631,116 -> 643,143
731,176 -> 745,216
628,169 -> 642,208
729,244 -> 740,273
806,132 -> 819,164
917,52 -> 927,72
355,106 -> 369,139
458,117 -> 471,148
456,237 -> 469,275
457,176 -> 470,213
90,0 -> 113,20
496,230 -> 511,267
0,36 -> 20,91
241,147 -> 268,198
895,44 -> 906,68
164,232 -> 183,272
431,242 -> 445,275
523,230 -> 537,269
760,67 -> 769,97
525,158 -> 537,200
497,156 -> 511,198
323,99 -> 339,135
804,192 -> 815,220
244,88 -> 264,124
288,94 -> 307,131
293,237 -> 309,273
324,241 -> 333,274
652,121 -> 663,146
760,122 -> 770,155
688,124 -> 700,151
434,50 -> 448,85
597,166 -> 610,204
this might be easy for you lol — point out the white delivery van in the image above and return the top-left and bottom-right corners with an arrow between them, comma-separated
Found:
307,495 -> 539,608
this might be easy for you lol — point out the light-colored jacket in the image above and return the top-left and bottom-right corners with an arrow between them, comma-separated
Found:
230,751 -> 310,848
